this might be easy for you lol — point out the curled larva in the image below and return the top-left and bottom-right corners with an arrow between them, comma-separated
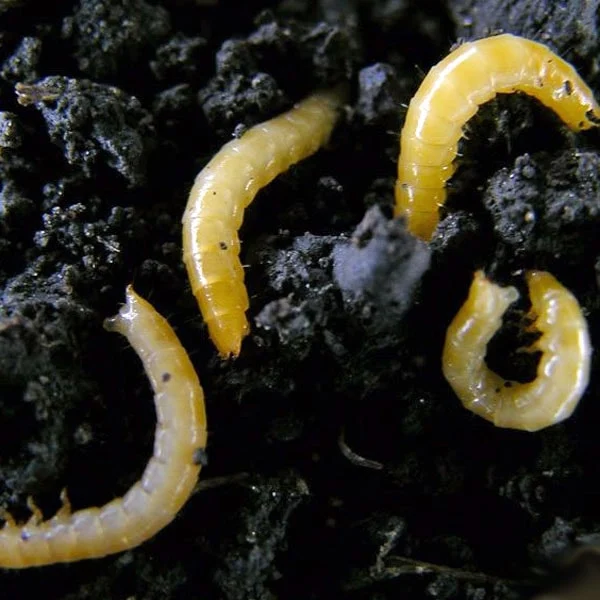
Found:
442,270 -> 591,432
182,87 -> 345,357
0,286 -> 207,568
396,34 -> 600,240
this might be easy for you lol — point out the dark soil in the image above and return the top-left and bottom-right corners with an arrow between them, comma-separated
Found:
0,0 -> 599,598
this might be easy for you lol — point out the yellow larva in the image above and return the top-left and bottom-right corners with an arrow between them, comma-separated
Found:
442,270 -> 591,431
0,286 -> 207,568
396,34 -> 600,240
182,87 -> 345,357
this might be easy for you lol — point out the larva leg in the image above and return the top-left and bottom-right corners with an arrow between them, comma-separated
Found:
54,488 -> 72,519
0,286 -> 207,568
0,509 -> 15,528
442,270 -> 591,432
182,86 -> 346,357
396,34 -> 600,240
26,497 -> 43,526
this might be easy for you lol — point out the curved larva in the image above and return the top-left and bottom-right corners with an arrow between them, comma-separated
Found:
0,286 -> 207,568
442,270 -> 591,432
182,87 -> 345,357
396,34 -> 600,240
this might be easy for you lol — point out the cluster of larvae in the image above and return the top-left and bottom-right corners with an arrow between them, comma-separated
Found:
3,32 -> 597,568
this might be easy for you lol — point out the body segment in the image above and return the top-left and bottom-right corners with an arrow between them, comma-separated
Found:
0,286 -> 207,567
396,34 -> 600,240
182,88 -> 345,357
442,270 -> 591,431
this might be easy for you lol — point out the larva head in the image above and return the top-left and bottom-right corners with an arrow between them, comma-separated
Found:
523,40 -> 600,131
442,270 -> 520,422
549,79 -> 600,131
103,286 -> 178,360
548,64 -> 600,131
468,270 -> 520,317
103,285 -> 140,336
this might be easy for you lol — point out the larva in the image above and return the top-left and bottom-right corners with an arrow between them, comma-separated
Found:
182,87 -> 345,357
396,34 -> 600,240
0,286 -> 207,567
442,270 -> 591,432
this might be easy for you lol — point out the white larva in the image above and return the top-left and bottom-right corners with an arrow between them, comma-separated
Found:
442,270 -> 591,431
182,87 -> 345,357
0,286 -> 207,567
396,34 -> 600,240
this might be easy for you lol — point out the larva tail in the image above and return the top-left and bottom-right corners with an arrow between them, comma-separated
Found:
206,312 -> 249,358
394,182 -> 446,240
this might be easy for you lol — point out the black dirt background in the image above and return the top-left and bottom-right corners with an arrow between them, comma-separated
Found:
0,0 -> 599,598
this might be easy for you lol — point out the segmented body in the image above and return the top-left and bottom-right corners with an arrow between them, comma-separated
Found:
442,270 -> 591,431
182,88 -> 345,357
396,34 -> 600,240
0,286 -> 207,567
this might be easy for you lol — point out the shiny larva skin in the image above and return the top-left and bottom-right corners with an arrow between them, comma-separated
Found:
182,88 -> 345,357
0,286 -> 207,567
442,270 -> 591,432
396,34 -> 600,240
